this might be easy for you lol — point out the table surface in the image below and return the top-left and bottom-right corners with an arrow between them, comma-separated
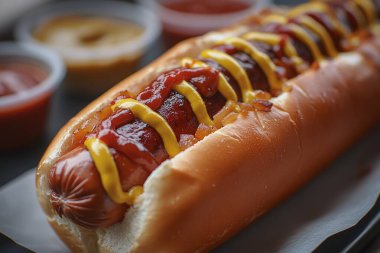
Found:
0,0 -> 379,252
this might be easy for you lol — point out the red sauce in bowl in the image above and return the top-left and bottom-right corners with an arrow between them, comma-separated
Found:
158,0 -> 253,46
0,42 -> 64,151
162,0 -> 251,15
0,59 -> 51,150
0,61 -> 47,97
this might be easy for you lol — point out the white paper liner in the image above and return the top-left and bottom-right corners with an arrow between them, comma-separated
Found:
0,129 -> 379,253
0,169 -> 70,253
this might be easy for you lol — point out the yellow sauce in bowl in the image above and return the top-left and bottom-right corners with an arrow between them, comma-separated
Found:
34,15 -> 143,49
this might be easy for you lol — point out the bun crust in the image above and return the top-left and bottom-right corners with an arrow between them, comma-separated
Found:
36,12 -> 380,253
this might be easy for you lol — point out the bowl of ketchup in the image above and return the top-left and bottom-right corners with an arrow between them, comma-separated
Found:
0,42 -> 65,150
141,0 -> 270,44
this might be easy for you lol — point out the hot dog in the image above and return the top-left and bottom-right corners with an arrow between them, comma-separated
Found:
37,0 -> 380,252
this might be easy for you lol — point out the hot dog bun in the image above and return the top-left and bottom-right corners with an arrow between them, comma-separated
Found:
36,5 -> 380,253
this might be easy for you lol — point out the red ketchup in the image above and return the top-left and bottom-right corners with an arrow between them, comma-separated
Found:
0,61 -> 46,96
0,60 -> 49,150
95,67 -> 223,172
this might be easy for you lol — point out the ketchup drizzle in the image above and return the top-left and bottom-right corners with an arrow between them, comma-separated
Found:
94,67 -> 220,173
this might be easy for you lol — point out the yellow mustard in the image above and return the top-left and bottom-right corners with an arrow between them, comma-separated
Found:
200,49 -> 256,103
181,58 -> 238,102
287,23 -> 324,62
262,14 -> 288,25
216,37 -> 283,91
353,0 -> 376,24
372,24 -> 380,36
260,14 -> 324,62
174,80 -> 215,126
84,137 -> 143,205
295,15 -> 338,57
288,2 -> 349,39
346,2 -> 367,29
242,31 -> 304,69
112,98 -> 181,158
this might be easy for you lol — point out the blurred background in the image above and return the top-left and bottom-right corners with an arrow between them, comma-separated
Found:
0,0 -> 379,252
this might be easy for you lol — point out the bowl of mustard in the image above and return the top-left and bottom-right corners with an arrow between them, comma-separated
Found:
16,0 -> 161,97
